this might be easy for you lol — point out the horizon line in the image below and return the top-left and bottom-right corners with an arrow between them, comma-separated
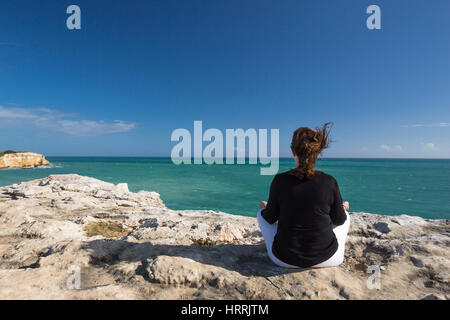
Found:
43,156 -> 450,160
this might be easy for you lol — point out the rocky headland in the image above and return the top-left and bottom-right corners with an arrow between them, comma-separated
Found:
0,174 -> 448,299
0,151 -> 50,169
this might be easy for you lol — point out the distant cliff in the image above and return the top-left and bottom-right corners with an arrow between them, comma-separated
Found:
0,151 -> 50,169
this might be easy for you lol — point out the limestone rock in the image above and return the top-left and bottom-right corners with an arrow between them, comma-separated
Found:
0,174 -> 448,300
0,152 -> 50,169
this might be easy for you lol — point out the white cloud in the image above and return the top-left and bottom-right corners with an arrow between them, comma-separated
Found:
56,120 -> 136,137
403,122 -> 450,128
0,105 -> 135,137
421,142 -> 435,150
0,105 -> 37,119
380,144 -> 403,152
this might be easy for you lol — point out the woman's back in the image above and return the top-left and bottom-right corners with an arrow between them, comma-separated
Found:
261,170 -> 347,267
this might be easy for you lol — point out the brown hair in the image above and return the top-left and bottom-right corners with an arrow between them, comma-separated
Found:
289,122 -> 332,179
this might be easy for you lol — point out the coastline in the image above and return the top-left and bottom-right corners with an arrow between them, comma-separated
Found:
0,174 -> 448,299
1,157 -> 449,220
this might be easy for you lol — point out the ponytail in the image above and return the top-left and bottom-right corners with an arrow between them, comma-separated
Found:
289,122 -> 332,179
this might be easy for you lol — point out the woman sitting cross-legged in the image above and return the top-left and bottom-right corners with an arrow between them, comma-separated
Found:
258,123 -> 350,268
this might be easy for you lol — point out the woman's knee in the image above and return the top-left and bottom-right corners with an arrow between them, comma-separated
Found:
332,248 -> 346,266
334,255 -> 344,266
256,208 -> 262,218
256,209 -> 264,227
257,209 -> 275,230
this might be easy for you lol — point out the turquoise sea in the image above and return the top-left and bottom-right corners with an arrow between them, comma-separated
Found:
0,158 -> 449,220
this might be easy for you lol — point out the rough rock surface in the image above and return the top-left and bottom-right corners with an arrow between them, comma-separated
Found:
0,174 -> 448,300
0,152 -> 50,169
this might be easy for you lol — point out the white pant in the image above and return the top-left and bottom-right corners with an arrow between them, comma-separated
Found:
257,209 -> 350,268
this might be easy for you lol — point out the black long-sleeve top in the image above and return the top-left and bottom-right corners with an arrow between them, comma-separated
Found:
261,170 -> 347,267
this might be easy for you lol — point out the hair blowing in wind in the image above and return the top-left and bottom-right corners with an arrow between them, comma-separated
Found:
289,122 -> 333,179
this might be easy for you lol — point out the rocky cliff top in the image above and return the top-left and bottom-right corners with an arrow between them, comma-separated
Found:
0,174 -> 448,299
0,152 -> 49,169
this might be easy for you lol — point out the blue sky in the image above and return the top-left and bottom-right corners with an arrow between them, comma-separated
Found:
0,0 -> 449,158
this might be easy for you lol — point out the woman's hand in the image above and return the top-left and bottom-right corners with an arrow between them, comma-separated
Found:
343,201 -> 350,211
259,201 -> 267,209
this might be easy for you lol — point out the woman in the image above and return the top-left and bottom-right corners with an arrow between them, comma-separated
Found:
257,123 -> 350,268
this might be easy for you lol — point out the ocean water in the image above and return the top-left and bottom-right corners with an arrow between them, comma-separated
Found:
0,157 -> 449,220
